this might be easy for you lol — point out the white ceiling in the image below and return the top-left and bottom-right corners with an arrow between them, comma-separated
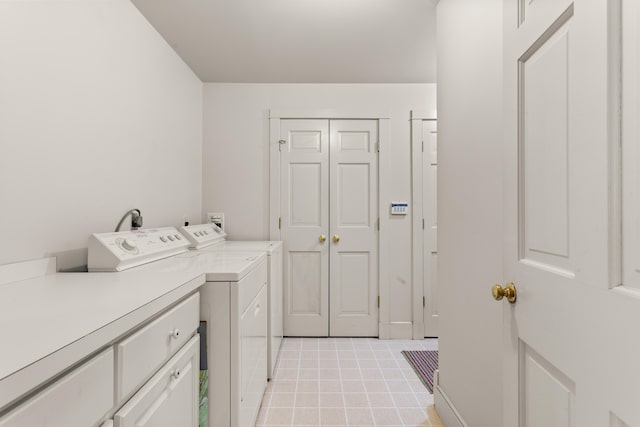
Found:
131,0 -> 438,83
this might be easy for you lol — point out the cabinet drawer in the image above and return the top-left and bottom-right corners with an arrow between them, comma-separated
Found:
114,335 -> 199,427
238,259 -> 267,311
116,293 -> 199,402
0,348 -> 113,427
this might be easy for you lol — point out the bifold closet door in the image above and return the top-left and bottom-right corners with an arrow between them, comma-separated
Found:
279,119 -> 378,337
280,119 -> 330,337
329,120 -> 379,337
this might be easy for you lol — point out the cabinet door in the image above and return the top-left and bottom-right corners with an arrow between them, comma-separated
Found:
114,335 -> 199,427
0,349 -> 113,427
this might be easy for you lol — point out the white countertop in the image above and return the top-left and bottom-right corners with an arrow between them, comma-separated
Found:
0,269 -> 204,410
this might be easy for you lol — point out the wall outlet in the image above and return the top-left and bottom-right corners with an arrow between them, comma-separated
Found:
207,212 -> 224,230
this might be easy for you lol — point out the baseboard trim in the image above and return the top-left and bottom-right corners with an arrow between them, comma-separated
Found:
433,370 -> 469,427
0,257 -> 56,286
412,320 -> 424,339
378,322 -> 413,339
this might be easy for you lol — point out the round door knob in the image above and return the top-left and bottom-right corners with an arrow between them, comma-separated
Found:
319,234 -> 327,243
172,369 -> 181,380
492,283 -> 517,303
169,328 -> 181,339
332,235 -> 340,243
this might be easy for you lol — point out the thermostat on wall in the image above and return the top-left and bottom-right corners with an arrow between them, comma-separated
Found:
390,202 -> 408,215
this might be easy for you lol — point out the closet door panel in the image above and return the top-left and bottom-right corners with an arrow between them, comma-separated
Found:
329,120 -> 379,337
280,120 -> 330,337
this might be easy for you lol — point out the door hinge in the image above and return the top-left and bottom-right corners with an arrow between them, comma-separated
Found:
278,217 -> 282,229
376,142 -> 380,153
377,296 -> 380,308
278,139 -> 286,152
421,140 -> 424,152
376,218 -> 380,231
422,218 -> 425,229
423,296 -> 426,307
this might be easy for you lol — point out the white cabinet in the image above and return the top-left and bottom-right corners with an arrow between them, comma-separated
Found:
0,292 -> 200,427
0,349 -> 114,427
114,335 -> 199,427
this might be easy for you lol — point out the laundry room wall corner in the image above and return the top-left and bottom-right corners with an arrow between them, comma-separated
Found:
0,0 -> 203,269
202,83 -> 435,337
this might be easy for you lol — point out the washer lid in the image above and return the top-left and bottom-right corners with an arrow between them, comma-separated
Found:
135,250 -> 266,281
201,240 -> 283,254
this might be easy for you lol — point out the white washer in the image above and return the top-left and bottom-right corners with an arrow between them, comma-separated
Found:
88,227 -> 269,427
180,223 -> 283,380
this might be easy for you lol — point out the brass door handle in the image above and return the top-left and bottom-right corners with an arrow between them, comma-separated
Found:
492,283 -> 517,303
332,235 -> 340,243
319,234 -> 327,243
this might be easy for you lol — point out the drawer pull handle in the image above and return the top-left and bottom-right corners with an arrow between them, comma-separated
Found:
169,328 -> 181,340
172,369 -> 181,380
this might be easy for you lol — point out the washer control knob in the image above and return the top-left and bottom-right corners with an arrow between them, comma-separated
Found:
167,235 -> 175,241
160,236 -> 167,243
174,234 -> 182,240
122,239 -> 137,251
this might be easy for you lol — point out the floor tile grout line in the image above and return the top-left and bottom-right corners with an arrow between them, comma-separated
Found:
289,340 -> 301,427
340,340 -> 349,426
354,338 -> 377,426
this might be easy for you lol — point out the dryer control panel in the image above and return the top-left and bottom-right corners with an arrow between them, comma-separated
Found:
180,223 -> 226,250
88,227 -> 189,271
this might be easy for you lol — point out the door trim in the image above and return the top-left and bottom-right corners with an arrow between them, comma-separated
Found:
410,110 -> 437,339
270,109 -> 390,120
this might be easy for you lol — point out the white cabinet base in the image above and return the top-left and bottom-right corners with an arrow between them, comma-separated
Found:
114,335 -> 199,427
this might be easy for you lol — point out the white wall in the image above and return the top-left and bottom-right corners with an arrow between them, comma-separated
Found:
435,1 -> 503,426
203,83 -> 435,331
0,0 -> 203,269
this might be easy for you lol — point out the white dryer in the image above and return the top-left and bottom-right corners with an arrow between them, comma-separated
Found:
88,227 -> 269,427
180,223 -> 283,380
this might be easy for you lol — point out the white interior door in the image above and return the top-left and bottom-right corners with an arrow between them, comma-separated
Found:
422,120 -> 438,337
277,118 -> 379,337
280,119 -> 330,337
329,120 -> 379,337
503,1 -> 640,426
410,113 -> 438,339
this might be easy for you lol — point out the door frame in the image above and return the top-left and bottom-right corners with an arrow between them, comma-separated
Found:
410,109 -> 437,339
269,109 -> 390,336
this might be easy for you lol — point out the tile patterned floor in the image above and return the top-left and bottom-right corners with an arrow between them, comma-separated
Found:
256,337 -> 443,427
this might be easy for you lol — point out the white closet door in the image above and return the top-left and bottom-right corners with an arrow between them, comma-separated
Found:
280,120 -> 330,337
422,120 -> 438,337
329,120 -> 378,337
